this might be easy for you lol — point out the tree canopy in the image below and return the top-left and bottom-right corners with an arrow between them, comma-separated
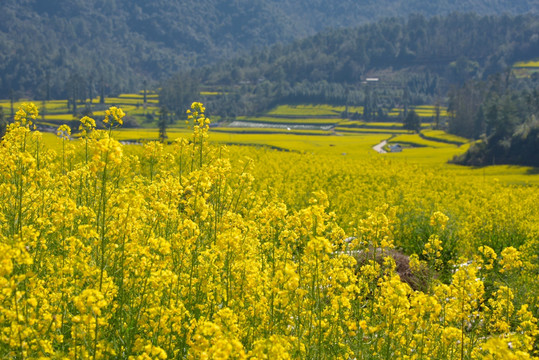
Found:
1,1 -> 538,99
449,73 -> 539,166
194,13 -> 539,118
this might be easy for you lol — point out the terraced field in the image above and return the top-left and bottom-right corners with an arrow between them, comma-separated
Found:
334,126 -> 406,134
512,58 -> 539,78
214,103 -> 451,138
267,104 -> 346,116
2,98 -> 469,161
388,105 -> 449,118
33,116 -> 534,186
421,129 -> 469,145
513,59 -> 539,68
2,95 -> 453,140
0,93 -> 161,127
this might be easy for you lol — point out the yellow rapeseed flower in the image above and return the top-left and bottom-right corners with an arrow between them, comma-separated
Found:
103,106 -> 125,126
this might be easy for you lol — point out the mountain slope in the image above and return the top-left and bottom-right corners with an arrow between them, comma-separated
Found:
1,0 -> 539,98
190,13 -> 539,118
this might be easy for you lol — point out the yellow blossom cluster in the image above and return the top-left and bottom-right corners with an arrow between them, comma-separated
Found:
13,102 -> 38,129
79,116 -> 96,137
103,106 -> 126,127
0,102 -> 538,359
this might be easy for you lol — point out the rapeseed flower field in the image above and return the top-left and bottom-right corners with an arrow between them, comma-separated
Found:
1,102 -> 538,359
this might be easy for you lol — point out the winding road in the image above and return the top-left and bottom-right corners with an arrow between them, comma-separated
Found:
372,140 -> 387,154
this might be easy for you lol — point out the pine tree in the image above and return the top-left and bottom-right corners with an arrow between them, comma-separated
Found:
403,110 -> 421,132
0,107 -> 6,140
158,106 -> 168,143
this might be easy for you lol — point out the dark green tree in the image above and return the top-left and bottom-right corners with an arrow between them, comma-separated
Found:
403,109 -> 421,132
0,107 -> 6,140
67,72 -> 86,116
159,74 -> 199,120
451,74 -> 539,166
434,100 -> 441,129
41,99 -> 46,122
99,75 -> 106,104
143,79 -> 147,104
448,82 -> 484,138
9,89 -> 15,119
88,77 -> 94,104
158,106 -> 168,143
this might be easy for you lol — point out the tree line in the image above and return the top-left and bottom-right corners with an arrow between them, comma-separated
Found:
1,0 -> 538,101
448,72 -> 539,166
192,13 -> 539,119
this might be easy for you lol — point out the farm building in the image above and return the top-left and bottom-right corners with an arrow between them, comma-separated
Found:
389,144 -> 402,152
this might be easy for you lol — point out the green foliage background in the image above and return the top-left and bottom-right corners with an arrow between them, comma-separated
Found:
1,0 -> 539,99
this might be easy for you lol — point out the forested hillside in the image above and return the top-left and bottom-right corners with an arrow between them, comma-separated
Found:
1,0 -> 538,99
448,73 -> 539,166
192,13 -> 539,119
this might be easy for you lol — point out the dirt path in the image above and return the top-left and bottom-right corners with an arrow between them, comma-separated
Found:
372,140 -> 387,153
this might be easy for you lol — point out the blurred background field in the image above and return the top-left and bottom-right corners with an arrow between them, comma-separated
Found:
18,95 -> 536,187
